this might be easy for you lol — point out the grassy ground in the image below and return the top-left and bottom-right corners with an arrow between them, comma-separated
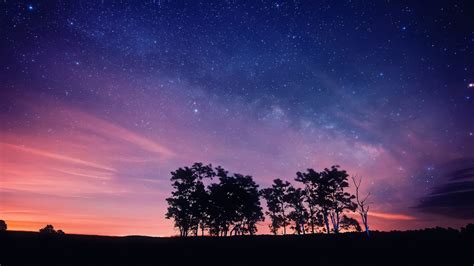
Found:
0,229 -> 472,266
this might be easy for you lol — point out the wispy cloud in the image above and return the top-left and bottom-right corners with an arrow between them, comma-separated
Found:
2,143 -> 115,172
369,211 -> 416,221
65,109 -> 176,158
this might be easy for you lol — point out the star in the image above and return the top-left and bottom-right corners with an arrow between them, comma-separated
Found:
1,0 -> 473,236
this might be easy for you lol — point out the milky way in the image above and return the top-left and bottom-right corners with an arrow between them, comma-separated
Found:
1,1 -> 473,236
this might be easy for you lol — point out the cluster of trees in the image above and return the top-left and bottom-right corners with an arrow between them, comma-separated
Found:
166,163 -> 371,236
0,221 -> 65,235
39,224 -> 65,235
262,166 -> 368,235
165,163 -> 263,236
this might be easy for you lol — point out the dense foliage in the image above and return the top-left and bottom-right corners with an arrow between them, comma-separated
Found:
166,163 -> 365,236
166,163 -> 263,236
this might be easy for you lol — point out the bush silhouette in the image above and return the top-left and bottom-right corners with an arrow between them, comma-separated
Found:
0,220 -> 7,231
39,224 -> 57,234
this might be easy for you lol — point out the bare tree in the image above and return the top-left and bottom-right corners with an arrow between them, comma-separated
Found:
352,176 -> 370,236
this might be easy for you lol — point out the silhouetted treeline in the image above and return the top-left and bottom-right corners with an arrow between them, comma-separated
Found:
0,221 -> 67,235
166,163 -> 369,236
39,224 -> 65,235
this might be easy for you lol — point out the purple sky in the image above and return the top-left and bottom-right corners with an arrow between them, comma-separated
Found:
1,1 -> 473,235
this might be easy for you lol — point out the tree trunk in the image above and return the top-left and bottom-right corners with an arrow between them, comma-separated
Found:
361,212 -> 370,236
323,212 -> 330,234
330,212 -> 339,234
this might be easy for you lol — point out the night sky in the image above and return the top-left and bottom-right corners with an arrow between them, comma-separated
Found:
1,1 -> 473,236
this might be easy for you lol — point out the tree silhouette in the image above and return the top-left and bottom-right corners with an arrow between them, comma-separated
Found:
166,167 -> 195,236
352,176 -> 371,236
207,167 -> 234,236
166,162 -> 361,236
165,163 -> 214,237
295,169 -> 323,234
323,166 -> 357,233
39,224 -> 57,234
167,163 -> 263,237
232,174 -> 264,235
286,186 -> 309,235
295,166 -> 356,234
207,168 -> 263,236
261,179 -> 291,235
340,215 -> 362,232
0,220 -> 6,231
190,162 -> 215,236
311,168 -> 336,234
260,186 -> 284,235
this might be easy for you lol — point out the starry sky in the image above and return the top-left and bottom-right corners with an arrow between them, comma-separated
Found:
1,0 -> 473,236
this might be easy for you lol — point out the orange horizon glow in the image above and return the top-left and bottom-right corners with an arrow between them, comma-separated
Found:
1,209 -> 428,237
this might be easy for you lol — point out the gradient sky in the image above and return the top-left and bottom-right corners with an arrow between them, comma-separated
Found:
1,1 -> 473,236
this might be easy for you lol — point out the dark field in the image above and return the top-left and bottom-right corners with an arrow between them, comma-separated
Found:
0,229 -> 472,266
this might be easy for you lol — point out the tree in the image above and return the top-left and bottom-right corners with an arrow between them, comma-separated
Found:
340,215 -> 361,232
166,167 -> 195,237
165,163 -> 214,237
324,166 -> 357,233
207,169 -> 263,236
39,224 -> 57,234
0,220 -> 6,231
286,186 -> 309,235
352,176 -> 371,236
295,169 -> 323,234
207,167 -> 234,236
260,185 -> 284,235
311,168 -> 336,234
190,162 -> 215,236
232,174 -> 264,235
261,179 -> 291,235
